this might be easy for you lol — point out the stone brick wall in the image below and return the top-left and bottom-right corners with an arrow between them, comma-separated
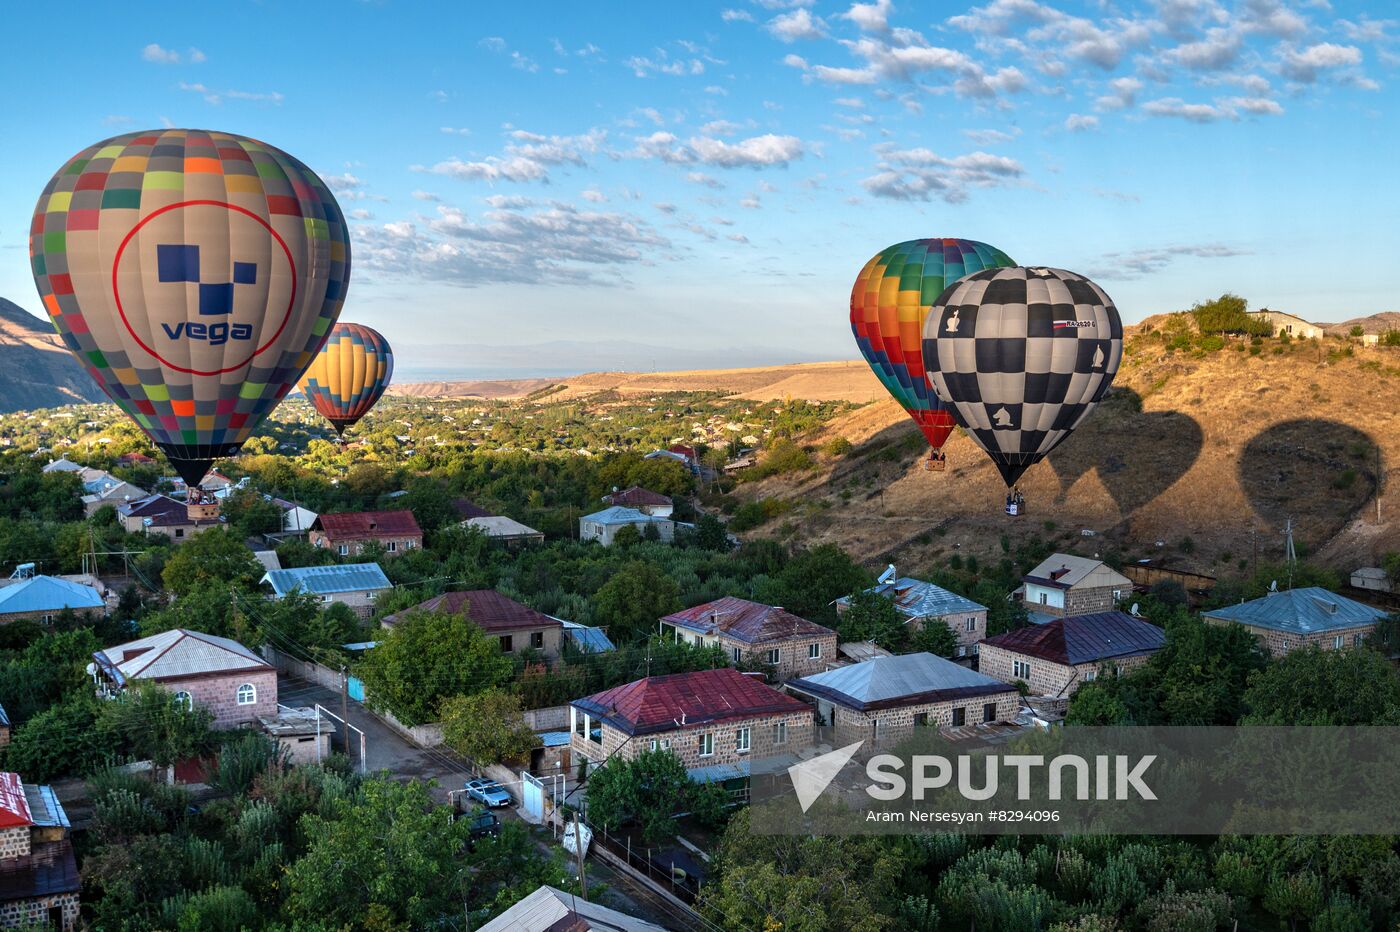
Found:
1024,584 -> 1125,618
0,825 -> 30,859
0,722 -> 9,748
158,669 -> 278,730
496,625 -> 564,660
922,609 -> 989,654
0,607 -> 100,626
572,709 -> 814,773
979,645 -> 1155,698
1205,618 -> 1377,658
723,632 -> 838,682
815,692 -> 1021,749
0,891 -> 79,931
310,532 -> 423,556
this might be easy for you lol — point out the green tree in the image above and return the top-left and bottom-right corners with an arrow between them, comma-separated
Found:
1065,683 -> 1132,725
355,609 -> 514,725
440,688 -> 539,765
837,588 -> 906,650
1190,293 -> 1267,336
585,748 -> 725,844
1262,870 -> 1324,931
220,488 -> 285,538
98,680 -> 215,768
2,697 -> 104,781
161,527 -> 264,596
1242,645 -> 1400,725
592,560 -> 682,644
760,544 -> 870,622
695,513 -> 729,551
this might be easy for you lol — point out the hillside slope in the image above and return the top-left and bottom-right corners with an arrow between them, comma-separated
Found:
0,298 -> 106,413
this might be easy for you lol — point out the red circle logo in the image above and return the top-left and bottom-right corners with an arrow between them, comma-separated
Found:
111,200 -> 299,376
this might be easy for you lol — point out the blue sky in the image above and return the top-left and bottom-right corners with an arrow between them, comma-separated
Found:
3,0 -> 1397,375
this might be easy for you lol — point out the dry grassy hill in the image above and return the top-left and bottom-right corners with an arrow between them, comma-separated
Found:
0,298 -> 107,413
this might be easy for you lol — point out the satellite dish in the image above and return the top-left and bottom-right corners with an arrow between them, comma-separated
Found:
1269,580 -> 1278,592
1130,602 -> 1140,616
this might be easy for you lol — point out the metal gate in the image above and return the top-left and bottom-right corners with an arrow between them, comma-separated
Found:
522,772 -> 545,821
347,676 -> 365,702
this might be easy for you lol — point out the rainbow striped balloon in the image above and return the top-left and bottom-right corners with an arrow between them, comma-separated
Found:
298,322 -> 393,436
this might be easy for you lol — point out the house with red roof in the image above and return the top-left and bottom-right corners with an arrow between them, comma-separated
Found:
661,597 -> 836,682
0,771 -> 80,930
383,589 -> 563,659
978,611 -> 1166,698
570,667 -> 812,774
602,486 -> 673,517
309,509 -> 422,557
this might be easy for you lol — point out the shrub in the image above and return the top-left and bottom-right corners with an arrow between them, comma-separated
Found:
823,436 -> 854,456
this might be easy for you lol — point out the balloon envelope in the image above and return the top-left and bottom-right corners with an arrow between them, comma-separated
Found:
299,322 -> 393,435
922,267 -> 1123,487
29,129 -> 350,484
851,238 -> 1015,453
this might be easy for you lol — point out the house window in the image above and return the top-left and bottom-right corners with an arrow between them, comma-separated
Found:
698,733 -> 714,757
1112,589 -> 1123,601
808,643 -> 821,660
983,703 -> 997,723
338,544 -> 349,556
871,719 -> 881,741
405,540 -> 415,550
965,617 -> 977,631
732,647 -> 742,663
1332,635 -> 1344,650
1084,669 -> 1097,682
650,739 -> 659,752
1353,633 -> 1364,647
951,707 -> 966,727
530,631 -> 544,650
765,648 -> 781,665
913,712 -> 929,727
736,727 -> 751,753
173,691 -> 193,711
661,739 -> 670,750
236,683 -> 256,706
1013,659 -> 1031,680
1039,592 -> 1048,605
42,613 -> 54,624
174,528 -> 185,539
774,722 -> 788,745
387,541 -> 397,553
500,635 -> 514,652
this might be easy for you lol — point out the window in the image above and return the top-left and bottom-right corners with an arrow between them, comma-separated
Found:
1084,669 -> 1098,682
1333,635 -> 1344,650
1039,592 -> 1048,605
983,703 -> 997,723
387,541 -> 397,553
871,719 -> 881,741
951,707 -> 966,727
774,722 -> 788,745
236,683 -> 256,706
174,528 -> 185,539
736,727 -> 751,753
173,691 -> 193,711
732,647 -> 742,663
1353,633 -> 1364,647
765,648 -> 781,665
661,739 -> 671,750
650,739 -> 659,752
698,732 -> 714,757
42,613 -> 54,624
1112,589 -> 1123,601
530,631 -> 544,650
808,642 -> 821,660
913,712 -> 929,727
337,544 -> 348,556
1012,659 -> 1031,680
499,635 -> 514,652
405,540 -> 415,550
965,616 -> 977,631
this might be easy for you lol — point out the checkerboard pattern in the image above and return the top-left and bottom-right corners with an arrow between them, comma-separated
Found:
921,267 -> 1123,486
850,238 -> 1015,452
299,322 -> 393,436
29,129 -> 350,484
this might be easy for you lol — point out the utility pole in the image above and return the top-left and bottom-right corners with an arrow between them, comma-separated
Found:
340,666 -> 352,753
572,811 -> 588,901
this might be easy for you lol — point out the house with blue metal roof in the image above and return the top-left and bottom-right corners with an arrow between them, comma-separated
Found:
0,575 -> 105,625
260,563 -> 391,618
836,570 -> 989,658
1203,587 -> 1389,657
579,505 -> 675,546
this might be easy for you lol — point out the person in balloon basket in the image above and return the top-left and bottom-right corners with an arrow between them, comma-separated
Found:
1005,489 -> 1025,517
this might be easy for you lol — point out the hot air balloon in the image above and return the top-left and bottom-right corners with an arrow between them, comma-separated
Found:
851,238 -> 1015,470
29,129 -> 349,486
299,322 -> 393,437
921,267 -> 1122,508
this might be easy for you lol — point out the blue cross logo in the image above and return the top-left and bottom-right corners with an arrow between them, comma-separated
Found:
157,244 -> 256,316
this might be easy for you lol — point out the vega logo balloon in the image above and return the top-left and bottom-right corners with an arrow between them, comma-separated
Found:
30,129 -> 350,484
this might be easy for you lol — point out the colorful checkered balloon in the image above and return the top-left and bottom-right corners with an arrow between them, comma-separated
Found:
851,238 -> 1015,457
299,322 -> 393,436
29,129 -> 350,484
922,267 -> 1123,487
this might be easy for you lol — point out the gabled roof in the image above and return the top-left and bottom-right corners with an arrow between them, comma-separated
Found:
385,589 -> 562,633
93,628 -> 271,687
0,575 -> 104,615
117,493 -> 185,519
604,486 -> 672,508
838,577 -> 986,619
981,611 -> 1166,665
1353,567 -> 1389,581
452,497 -> 495,519
477,884 -> 667,932
573,667 -> 808,737
1024,553 -> 1131,590
42,458 -> 83,473
261,563 -> 392,596
0,773 -> 32,828
661,597 -> 834,644
787,652 -> 1014,712
581,505 -> 667,526
312,509 -> 422,542
464,516 -> 543,539
1203,587 -> 1388,635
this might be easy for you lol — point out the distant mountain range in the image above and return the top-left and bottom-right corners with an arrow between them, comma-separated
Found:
1323,311 -> 1400,336
0,298 -> 107,413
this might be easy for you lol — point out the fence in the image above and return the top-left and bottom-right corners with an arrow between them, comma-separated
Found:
261,645 -> 343,691
590,823 -> 705,911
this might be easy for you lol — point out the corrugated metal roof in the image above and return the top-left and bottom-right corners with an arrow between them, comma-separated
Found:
262,563 -> 392,596
94,629 -> 271,684
477,884 -> 667,932
581,505 -> 666,526
23,783 -> 69,829
662,597 -> 834,645
384,589 -> 561,633
1203,587 -> 1387,635
1024,553 -> 1131,589
688,759 -> 751,783
537,731 -> 572,747
313,509 -> 422,542
604,486 -> 672,507
0,575 -> 104,614
464,515 -> 543,538
981,611 -> 1166,665
787,653 -> 1015,711
573,668 -> 808,737
0,700 -> 8,727
562,620 -> 616,652
0,773 -> 32,828
837,577 -> 986,619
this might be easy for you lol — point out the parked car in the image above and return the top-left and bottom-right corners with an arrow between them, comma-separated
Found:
463,809 -> 500,848
465,778 -> 512,808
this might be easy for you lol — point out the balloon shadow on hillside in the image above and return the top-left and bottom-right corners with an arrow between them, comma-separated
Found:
1047,387 -> 1205,515
1238,418 -> 1380,535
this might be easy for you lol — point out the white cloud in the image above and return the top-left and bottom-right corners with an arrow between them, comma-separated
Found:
479,37 -> 507,52
1064,113 -> 1099,131
687,171 -> 726,188
963,127 -> 1020,145
1085,242 -> 1249,279
1224,95 -> 1284,114
1141,96 -> 1233,122
1338,16 -> 1395,43
350,208 -> 373,220
440,127 -> 472,136
178,82 -> 283,105
415,128 -> 605,184
1164,27 -> 1242,70
721,8 -> 754,22
843,0 -> 894,33
1095,76 -> 1142,110
323,173 -> 364,192
142,43 -> 187,64
581,188 -> 608,202
862,146 -> 1024,202
412,190 -> 441,202
690,133 -> 805,168
1279,42 -> 1362,82
767,9 -> 827,42
625,50 -> 706,77
700,119 -> 743,136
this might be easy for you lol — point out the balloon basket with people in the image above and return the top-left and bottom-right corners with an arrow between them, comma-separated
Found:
1004,489 -> 1027,517
923,451 -> 947,472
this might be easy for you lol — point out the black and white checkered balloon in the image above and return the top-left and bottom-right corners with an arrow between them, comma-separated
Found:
921,267 -> 1123,487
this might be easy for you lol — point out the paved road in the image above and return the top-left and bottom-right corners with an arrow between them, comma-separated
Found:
276,674 -> 474,802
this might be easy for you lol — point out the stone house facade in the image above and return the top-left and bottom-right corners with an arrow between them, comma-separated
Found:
383,589 -> 565,660
309,510 -> 423,557
1021,555 -> 1132,619
979,644 -> 1155,698
836,575 -> 989,657
978,611 -> 1167,698
661,597 -> 837,682
0,773 -> 80,931
1202,587 -> 1389,659
261,564 -> 393,620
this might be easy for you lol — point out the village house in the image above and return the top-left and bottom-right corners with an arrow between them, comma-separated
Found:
1350,567 -> 1392,594
450,498 -> 545,547
1021,554 -> 1132,620
978,611 -> 1167,698
570,667 -> 813,776
91,629 -> 277,730
836,570 -> 989,657
78,470 -> 148,516
117,493 -> 222,541
309,510 -> 422,557
0,575 -> 105,626
261,563 -> 392,618
786,652 -> 1020,747
1246,308 -> 1325,340
258,708 -> 332,765
478,885 -> 667,932
383,589 -> 564,659
660,596 -> 836,681
0,772 -> 79,931
645,444 -> 700,475
602,486 -> 674,517
579,505 -> 675,546
1203,587 -> 1389,658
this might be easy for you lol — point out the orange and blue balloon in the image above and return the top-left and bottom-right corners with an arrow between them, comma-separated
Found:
299,322 -> 393,436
